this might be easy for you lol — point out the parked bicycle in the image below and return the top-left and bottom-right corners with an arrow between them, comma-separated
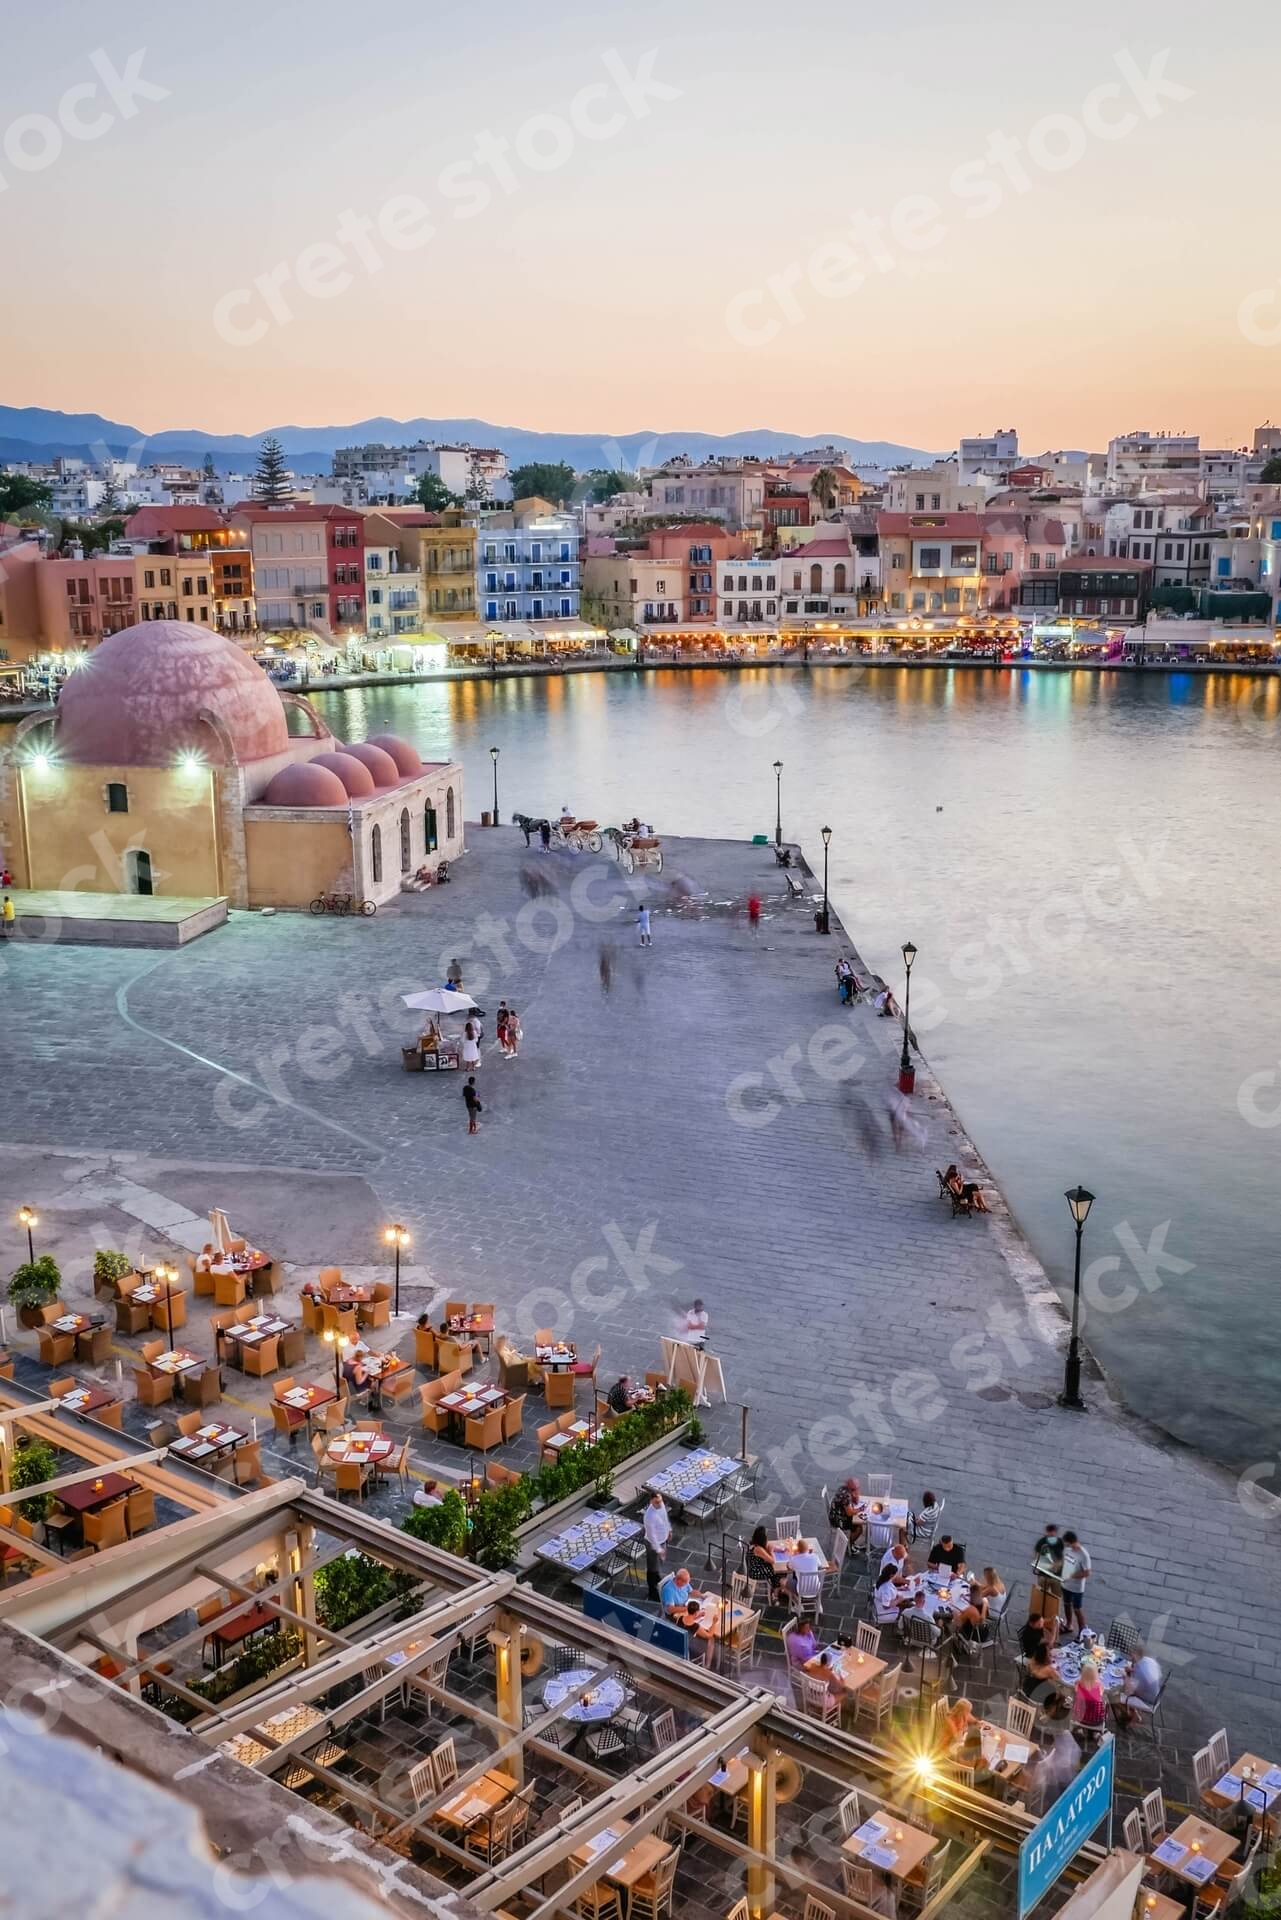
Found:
309,892 -> 376,916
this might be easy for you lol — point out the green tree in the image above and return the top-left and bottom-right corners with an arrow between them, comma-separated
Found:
510,461 -> 575,505
1261,457 -> 1281,484
809,466 -> 840,515
253,434 -> 292,502
61,518 -> 123,556
202,453 -> 216,479
97,477 -> 123,516
0,472 -> 52,516
415,470 -> 462,512
582,469 -> 633,504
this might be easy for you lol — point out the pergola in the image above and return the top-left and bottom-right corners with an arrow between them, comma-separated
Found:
2,1482 -> 1103,1920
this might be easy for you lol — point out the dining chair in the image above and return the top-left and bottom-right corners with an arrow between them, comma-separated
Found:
359,1292 -> 392,1331
176,1411 -> 202,1436
181,1367 -> 221,1408
279,1327 -> 306,1369
856,1663 -> 901,1733
465,1407 -> 504,1454
37,1328 -> 76,1367
48,1376 -> 76,1398
233,1441 -> 264,1487
97,1401 -> 123,1430
1141,1788 -> 1168,1850
311,1432 -> 331,1481
430,1735 -> 458,1793
317,1399 -> 349,1432
803,1899 -> 837,1920
334,1460 -> 368,1502
155,1290 -> 186,1331
866,1474 -> 893,1498
242,1334 -> 280,1378
545,1370 -> 575,1411
1121,1809 -> 1145,1853
841,1861 -> 876,1906
437,1337 -> 475,1375
795,1671 -> 840,1726
115,1297 -> 150,1336
192,1251 -> 215,1298
1207,1728 -> 1231,1776
856,1621 -> 882,1654
421,1386 -> 451,1437
272,1401 -> 305,1446
83,1500 -> 129,1552
317,1266 -> 342,1293
501,1393 -> 525,1441
573,1884 -> 622,1920
140,1338 -> 166,1364
213,1269 -> 247,1308
1006,1697 -> 1039,1741
414,1324 -> 438,1368
125,1487 -> 156,1536
132,1367 -> 173,1407
627,1847 -> 679,1920
299,1293 -> 321,1335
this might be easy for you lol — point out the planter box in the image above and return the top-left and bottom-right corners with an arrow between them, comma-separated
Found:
16,1301 -> 57,1330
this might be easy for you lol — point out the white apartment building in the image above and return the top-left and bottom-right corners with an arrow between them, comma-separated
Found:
650,460 -> 766,529
958,429 -> 1019,482
777,535 -> 863,619
1106,432 -> 1201,492
1103,496 -> 1213,589
363,540 -> 423,636
479,511 -> 579,621
886,464 -> 988,513
717,555 -> 780,626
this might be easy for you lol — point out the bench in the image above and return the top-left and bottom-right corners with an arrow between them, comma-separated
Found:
783,868 -> 807,900
936,1168 -> 974,1217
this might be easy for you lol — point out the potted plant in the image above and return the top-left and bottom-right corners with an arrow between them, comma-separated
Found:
8,1255 -> 61,1328
401,1490 -> 468,1556
93,1249 -> 133,1297
12,1435 -> 58,1523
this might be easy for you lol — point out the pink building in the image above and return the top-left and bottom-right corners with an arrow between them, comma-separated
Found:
980,512 -> 1068,611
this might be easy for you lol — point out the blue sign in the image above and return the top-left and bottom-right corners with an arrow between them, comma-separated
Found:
1018,1739 -> 1114,1917
582,1588 -> 689,1659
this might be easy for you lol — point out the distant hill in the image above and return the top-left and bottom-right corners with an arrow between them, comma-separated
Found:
0,405 -> 935,475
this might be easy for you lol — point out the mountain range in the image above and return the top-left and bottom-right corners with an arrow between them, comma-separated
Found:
0,406 -> 934,475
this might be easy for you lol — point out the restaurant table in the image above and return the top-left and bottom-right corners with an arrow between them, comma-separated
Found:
544,1417 -> 593,1453
842,1811 -> 937,1881
356,1349 -> 407,1411
278,1382 -> 336,1422
542,1668 -> 628,1724
852,1496 -> 913,1532
149,1347 -> 204,1375
805,1647 -> 887,1695
645,1451 -> 739,1504
220,1701 -> 327,1767
205,1601 -> 279,1669
225,1315 -> 291,1350
448,1312 -> 494,1354
50,1311 -> 104,1335
1202,1753 -> 1281,1824
326,1431 -> 396,1467
535,1341 -> 577,1371
569,1827 -> 671,1886
326,1285 -> 374,1308
57,1471 -> 134,1514
970,1720 -> 1036,1784
169,1422 -> 247,1465
56,1380 -> 118,1416
435,1768 -> 519,1829
535,1509 -> 641,1573
769,1535 -> 836,1574
439,1384 -> 508,1430
1051,1638 -> 1130,1694
710,1751 -> 752,1797
1150,1816 -> 1240,1887
1135,1892 -> 1185,1920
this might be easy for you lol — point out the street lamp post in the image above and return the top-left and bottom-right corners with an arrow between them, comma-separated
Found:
17,1207 -> 37,1264
898,941 -> 917,1094
818,825 -> 832,935
154,1260 -> 179,1350
773,761 -> 783,848
1060,1187 -> 1094,1410
383,1223 -> 410,1318
324,1328 -> 349,1398
489,746 -> 500,827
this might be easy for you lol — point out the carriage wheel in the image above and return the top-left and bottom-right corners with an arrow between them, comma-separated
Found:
587,831 -> 603,853
621,847 -> 635,874
653,850 -> 664,872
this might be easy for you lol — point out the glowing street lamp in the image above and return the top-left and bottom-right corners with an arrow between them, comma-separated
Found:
17,1207 -> 37,1263
1060,1186 -> 1095,1411
383,1223 -> 410,1318
323,1327 -> 350,1397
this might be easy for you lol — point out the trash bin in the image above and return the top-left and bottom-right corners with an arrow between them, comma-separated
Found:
480,810 -> 492,828
814,908 -> 830,935
751,833 -> 769,845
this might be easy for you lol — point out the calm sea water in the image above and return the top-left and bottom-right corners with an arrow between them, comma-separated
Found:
310,666 -> 1281,1471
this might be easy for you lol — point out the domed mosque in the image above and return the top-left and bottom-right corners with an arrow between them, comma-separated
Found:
0,622 -> 464,913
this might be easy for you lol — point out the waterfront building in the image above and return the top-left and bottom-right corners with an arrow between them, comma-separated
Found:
376,508 -> 477,623
230,503 -> 366,638
717,553 -> 781,628
777,529 -> 867,620
1098,496 -> 1214,594
0,621 -> 463,908
478,504 -> 580,623
980,512 -> 1068,611
582,523 -> 750,631
649,457 -> 767,529
361,511 -> 425,637
877,510 -> 984,615
1056,555 -> 1153,623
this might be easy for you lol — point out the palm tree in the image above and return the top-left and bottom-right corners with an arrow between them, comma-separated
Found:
809,467 -> 840,515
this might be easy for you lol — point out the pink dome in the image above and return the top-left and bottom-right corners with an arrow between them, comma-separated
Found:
261,761 -> 349,807
342,741 -> 401,787
55,621 -> 291,767
368,733 -> 424,777
309,750 -> 376,797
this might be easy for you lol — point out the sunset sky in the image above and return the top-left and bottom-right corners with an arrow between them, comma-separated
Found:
4,0 -> 1280,452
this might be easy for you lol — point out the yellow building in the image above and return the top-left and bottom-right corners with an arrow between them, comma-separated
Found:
0,621 -> 463,909
377,508 -> 476,621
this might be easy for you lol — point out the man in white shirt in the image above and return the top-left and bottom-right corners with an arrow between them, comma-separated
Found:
1116,1646 -> 1162,1725
644,1491 -> 671,1602
1059,1530 -> 1092,1632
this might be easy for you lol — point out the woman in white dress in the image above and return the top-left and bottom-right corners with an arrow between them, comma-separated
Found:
461,1019 -> 481,1070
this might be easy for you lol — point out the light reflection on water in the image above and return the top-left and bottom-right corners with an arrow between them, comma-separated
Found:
309,665 -> 1281,1468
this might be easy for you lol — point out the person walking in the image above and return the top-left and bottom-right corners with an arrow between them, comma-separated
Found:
447,956 -> 464,989
747,893 -> 761,935
463,1076 -> 483,1134
1060,1530 -> 1092,1632
637,904 -> 652,947
495,1002 -> 510,1054
1,894 -> 13,938
461,1019 -> 481,1071
644,1490 -> 671,1601
505,1008 -> 521,1058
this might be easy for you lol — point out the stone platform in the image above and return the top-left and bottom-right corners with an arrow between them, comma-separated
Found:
2,890 -> 227,947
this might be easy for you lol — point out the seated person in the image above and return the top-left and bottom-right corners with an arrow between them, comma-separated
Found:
782,1539 -> 821,1601
660,1567 -> 697,1616
879,1534 -> 912,1582
943,1698 -> 977,1749
413,1478 -> 444,1510
900,1590 -> 941,1643
944,1164 -> 990,1212
1019,1611 -> 1066,1713
415,1311 -> 432,1331
1071,1659 -> 1108,1737
784,1616 -> 820,1667
927,1533 -> 965,1573
827,1477 -> 865,1545
194,1244 -> 215,1275
874,1567 -> 915,1622
744,1525 -> 789,1602
606,1374 -> 636,1415
939,1561 -> 988,1636
913,1490 -> 944,1538
419,1020 -> 441,1053
973,1565 -> 1006,1612
1114,1645 -> 1162,1726
341,1352 -> 369,1391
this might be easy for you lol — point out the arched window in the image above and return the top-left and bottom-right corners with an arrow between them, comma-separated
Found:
424,803 -> 438,853
127,849 -> 153,896
809,563 -> 822,593
371,824 -> 382,884
833,563 -> 847,592
400,807 -> 411,873
445,786 -> 455,840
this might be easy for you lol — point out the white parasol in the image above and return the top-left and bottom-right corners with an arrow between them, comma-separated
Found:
209,1207 -> 233,1253
402,988 -> 481,1015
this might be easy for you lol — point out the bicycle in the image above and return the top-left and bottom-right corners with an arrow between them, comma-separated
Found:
309,893 -> 376,916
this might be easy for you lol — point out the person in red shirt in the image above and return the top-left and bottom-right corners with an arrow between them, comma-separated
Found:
747,893 -> 761,934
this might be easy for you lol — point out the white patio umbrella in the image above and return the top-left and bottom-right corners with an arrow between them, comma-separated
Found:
402,988 -> 482,1016
209,1207 -> 233,1253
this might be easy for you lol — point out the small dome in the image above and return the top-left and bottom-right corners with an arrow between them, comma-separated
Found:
55,621 -> 292,767
342,741 -> 401,787
261,761 -> 349,807
310,750 -> 376,797
368,733 -> 424,777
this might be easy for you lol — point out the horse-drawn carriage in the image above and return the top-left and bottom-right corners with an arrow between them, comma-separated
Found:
554,818 -> 603,852
605,826 -> 663,874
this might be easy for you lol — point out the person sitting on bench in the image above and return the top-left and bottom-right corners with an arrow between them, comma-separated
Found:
945,1164 -> 989,1212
